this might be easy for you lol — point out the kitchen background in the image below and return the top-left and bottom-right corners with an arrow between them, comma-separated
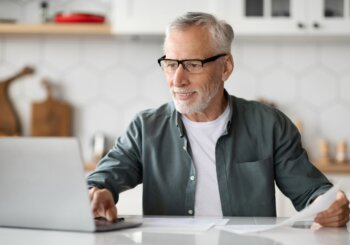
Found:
1,0 -> 350,216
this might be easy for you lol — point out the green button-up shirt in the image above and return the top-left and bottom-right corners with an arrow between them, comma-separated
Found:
87,92 -> 331,216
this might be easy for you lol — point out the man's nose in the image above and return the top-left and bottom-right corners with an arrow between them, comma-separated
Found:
173,64 -> 189,87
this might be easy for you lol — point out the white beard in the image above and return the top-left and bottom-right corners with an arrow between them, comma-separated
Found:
171,80 -> 221,115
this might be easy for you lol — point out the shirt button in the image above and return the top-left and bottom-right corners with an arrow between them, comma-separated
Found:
190,176 -> 195,181
188,210 -> 193,215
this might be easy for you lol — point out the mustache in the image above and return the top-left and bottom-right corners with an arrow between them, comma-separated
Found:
171,89 -> 196,93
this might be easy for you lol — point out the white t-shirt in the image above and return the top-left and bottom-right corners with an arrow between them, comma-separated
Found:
182,105 -> 230,216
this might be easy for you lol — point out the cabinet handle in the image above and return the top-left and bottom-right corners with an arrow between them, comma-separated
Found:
313,22 -> 320,29
297,22 -> 305,29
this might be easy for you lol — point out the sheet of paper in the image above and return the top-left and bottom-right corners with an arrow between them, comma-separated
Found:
218,224 -> 277,234
217,183 -> 339,234
141,217 -> 229,232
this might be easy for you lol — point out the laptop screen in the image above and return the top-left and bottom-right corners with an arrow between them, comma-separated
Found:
0,138 -> 96,232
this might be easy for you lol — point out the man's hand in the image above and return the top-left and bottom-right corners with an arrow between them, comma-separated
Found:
314,191 -> 350,227
89,187 -> 118,222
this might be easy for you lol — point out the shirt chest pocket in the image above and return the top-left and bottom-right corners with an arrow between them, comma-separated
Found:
234,157 -> 275,209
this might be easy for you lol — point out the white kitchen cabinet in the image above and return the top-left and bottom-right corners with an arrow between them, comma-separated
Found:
228,0 -> 350,36
309,0 -> 350,35
111,0 -> 227,34
227,0 -> 306,35
111,0 -> 350,36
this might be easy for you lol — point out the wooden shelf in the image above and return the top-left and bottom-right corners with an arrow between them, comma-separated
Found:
312,160 -> 350,174
316,164 -> 350,174
0,23 -> 112,35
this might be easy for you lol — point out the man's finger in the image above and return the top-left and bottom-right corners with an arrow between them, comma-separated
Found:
316,213 -> 346,224
89,187 -> 98,201
316,215 -> 349,227
316,205 -> 346,219
106,206 -> 118,221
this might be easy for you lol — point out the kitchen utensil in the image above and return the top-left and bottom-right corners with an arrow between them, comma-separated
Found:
31,79 -> 72,136
0,66 -> 35,136
54,13 -> 105,23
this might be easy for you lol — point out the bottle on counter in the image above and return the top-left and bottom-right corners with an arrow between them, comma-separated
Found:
40,1 -> 49,23
335,140 -> 348,165
318,139 -> 332,166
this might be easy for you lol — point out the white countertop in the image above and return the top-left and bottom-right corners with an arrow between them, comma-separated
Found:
0,216 -> 348,245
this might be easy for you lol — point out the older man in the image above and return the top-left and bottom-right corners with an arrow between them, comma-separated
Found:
87,12 -> 349,227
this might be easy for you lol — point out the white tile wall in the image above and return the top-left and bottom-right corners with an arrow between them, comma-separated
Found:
1,0 -> 350,216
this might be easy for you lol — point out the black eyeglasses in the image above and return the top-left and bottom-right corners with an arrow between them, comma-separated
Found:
157,53 -> 227,74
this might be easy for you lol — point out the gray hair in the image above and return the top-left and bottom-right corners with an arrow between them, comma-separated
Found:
164,12 -> 234,53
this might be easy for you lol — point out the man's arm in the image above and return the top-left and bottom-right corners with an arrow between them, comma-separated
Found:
272,109 -> 331,209
87,116 -> 143,219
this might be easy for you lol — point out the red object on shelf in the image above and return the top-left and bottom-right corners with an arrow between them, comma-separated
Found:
54,13 -> 105,23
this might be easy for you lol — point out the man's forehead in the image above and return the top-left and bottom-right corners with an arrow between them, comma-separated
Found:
164,28 -> 216,58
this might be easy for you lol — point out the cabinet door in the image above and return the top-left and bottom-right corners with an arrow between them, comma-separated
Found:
307,0 -> 350,35
111,0 -> 226,34
229,0 -> 307,36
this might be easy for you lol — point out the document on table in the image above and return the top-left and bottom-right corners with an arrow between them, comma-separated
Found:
218,183 -> 340,234
141,217 -> 229,232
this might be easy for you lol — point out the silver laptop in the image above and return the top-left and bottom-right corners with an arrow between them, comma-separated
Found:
0,137 -> 142,232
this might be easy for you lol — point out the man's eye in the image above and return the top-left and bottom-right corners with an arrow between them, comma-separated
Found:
187,62 -> 201,69
166,62 -> 178,69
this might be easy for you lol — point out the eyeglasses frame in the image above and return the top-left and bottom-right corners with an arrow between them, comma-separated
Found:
157,53 -> 227,73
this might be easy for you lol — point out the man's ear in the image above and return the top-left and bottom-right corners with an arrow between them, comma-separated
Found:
222,54 -> 234,81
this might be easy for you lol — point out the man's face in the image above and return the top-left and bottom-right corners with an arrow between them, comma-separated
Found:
163,26 -> 229,116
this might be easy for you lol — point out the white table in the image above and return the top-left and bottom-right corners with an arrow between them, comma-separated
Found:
0,216 -> 348,245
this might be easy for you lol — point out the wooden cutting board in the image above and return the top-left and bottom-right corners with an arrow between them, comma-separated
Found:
31,79 -> 72,136
0,66 -> 35,136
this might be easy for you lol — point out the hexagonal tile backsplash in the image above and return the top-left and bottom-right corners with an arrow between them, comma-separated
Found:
1,35 -> 350,165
